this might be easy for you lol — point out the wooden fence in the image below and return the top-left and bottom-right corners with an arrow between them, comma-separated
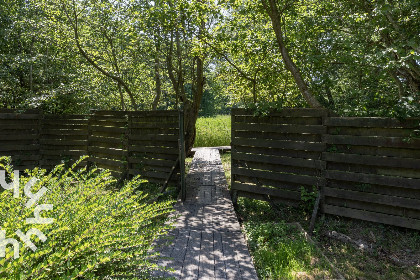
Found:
0,109 -> 183,186
231,108 -> 420,230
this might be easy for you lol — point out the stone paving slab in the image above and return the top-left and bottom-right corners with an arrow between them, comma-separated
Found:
152,148 -> 258,279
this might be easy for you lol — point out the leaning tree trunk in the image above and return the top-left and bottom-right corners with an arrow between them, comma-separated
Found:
262,0 -> 322,108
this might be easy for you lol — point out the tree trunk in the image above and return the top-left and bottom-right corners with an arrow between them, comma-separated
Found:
262,0 -> 323,108
152,52 -> 162,110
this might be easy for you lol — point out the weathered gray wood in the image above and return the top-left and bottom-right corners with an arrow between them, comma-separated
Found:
233,166 -> 326,186
324,204 -> 420,230
322,152 -> 420,169
324,187 -> 420,210
232,182 -> 301,201
233,151 -> 325,169
151,148 -> 258,279
323,134 -> 420,149
232,108 -> 328,117
233,137 -> 325,151
325,117 -> 420,128
233,122 -> 327,134
325,170 -> 420,190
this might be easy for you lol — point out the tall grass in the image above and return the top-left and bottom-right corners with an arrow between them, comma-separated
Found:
194,115 -> 231,147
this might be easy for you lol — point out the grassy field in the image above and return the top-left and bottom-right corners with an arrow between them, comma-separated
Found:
194,115 -> 230,147
220,154 -> 420,280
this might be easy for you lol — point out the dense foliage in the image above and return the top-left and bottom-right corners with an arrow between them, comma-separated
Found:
0,157 -> 174,279
0,0 -> 418,117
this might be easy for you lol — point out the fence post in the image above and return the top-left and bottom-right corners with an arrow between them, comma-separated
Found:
179,105 -> 186,201
230,110 -> 238,205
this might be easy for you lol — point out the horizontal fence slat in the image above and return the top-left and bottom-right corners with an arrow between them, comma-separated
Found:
325,170 -> 420,190
232,108 -> 328,117
0,113 -> 40,119
324,134 -> 420,149
233,151 -> 325,170
233,137 -> 325,152
322,152 -> 420,169
323,204 -> 420,230
324,187 -> 420,210
232,182 -> 301,201
326,117 -> 420,128
129,146 -> 179,155
233,122 -> 326,134
233,166 -> 325,186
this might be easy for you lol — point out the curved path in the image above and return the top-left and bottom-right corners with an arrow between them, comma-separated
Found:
153,148 -> 258,279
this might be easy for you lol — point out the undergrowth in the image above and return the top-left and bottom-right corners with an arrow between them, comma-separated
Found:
0,156 -> 175,279
194,115 -> 230,147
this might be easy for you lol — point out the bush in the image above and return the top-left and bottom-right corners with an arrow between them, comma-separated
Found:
0,156 -> 174,279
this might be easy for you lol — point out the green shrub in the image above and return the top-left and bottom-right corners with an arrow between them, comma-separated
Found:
0,156 -> 174,279
194,115 -> 230,147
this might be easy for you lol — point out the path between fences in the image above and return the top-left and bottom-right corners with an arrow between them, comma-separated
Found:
152,148 -> 258,279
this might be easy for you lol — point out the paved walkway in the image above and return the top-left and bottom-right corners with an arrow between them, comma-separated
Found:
152,148 -> 258,279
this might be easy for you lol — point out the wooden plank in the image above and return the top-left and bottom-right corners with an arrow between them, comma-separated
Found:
322,152 -> 420,169
0,113 -> 40,120
325,117 -> 420,128
233,122 -> 326,134
324,187 -> 420,210
329,144 -> 420,159
232,108 -> 328,117
129,152 -> 178,161
233,151 -> 325,169
90,156 -> 125,168
0,145 -> 40,151
327,180 -> 419,200
40,139 -> 88,146
42,119 -> 88,125
325,196 -> 420,220
327,161 -> 420,179
130,129 -> 178,137
129,134 -> 178,142
239,160 -> 321,177
232,182 -> 301,200
41,130 -> 88,136
328,127 -> 413,138
129,146 -> 179,155
324,134 -> 420,149
43,114 -> 88,119
88,146 -> 126,156
234,115 -> 321,125
128,157 -> 174,167
234,145 -> 321,160
326,170 -> 420,190
128,110 -> 178,117
129,169 -> 168,179
0,124 -> 38,130
39,150 -> 87,156
90,126 -> 125,134
235,130 -> 321,142
88,136 -> 122,144
232,137 -> 325,152
233,166 -> 325,186
89,119 -> 127,127
130,122 -> 178,129
323,204 -> 420,230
